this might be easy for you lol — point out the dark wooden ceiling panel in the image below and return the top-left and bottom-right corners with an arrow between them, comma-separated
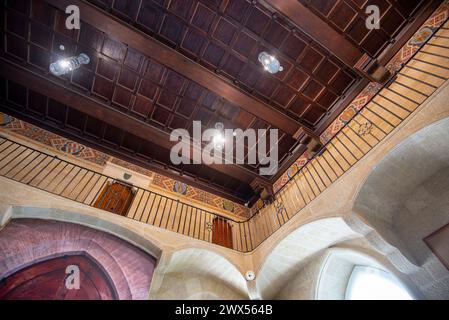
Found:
298,0 -> 428,57
87,0 -> 361,130
1,0 -> 300,174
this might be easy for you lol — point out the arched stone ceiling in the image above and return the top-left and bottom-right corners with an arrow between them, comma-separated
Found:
256,217 -> 360,299
159,248 -> 248,299
354,116 -> 449,225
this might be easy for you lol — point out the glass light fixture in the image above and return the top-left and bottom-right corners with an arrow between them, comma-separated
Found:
258,52 -> 283,74
213,122 -> 225,150
49,53 -> 90,76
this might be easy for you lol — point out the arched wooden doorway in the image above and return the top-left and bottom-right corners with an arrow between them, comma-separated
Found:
0,254 -> 118,300
94,181 -> 135,216
212,217 -> 233,249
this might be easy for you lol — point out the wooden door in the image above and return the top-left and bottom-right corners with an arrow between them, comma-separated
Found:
94,182 -> 135,216
212,217 -> 233,249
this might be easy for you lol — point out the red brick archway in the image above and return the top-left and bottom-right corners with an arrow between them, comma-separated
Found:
0,254 -> 117,300
0,219 -> 156,300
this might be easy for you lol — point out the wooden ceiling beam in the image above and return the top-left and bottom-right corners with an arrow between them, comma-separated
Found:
44,0 -> 316,140
262,0 -> 364,68
260,0 -> 394,83
263,0 -> 440,85
0,58 -> 264,186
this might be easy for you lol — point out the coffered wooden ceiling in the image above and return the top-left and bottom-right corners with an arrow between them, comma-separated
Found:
0,0 -> 440,204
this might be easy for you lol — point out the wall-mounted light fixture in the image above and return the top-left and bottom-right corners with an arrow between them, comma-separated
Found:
49,53 -> 90,76
258,52 -> 283,74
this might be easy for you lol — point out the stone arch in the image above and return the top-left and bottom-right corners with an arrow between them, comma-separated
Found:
256,217 -> 360,299
9,205 -> 162,259
315,248 -> 415,300
150,248 -> 248,300
353,117 -> 449,264
351,116 -> 449,299
0,218 -> 157,299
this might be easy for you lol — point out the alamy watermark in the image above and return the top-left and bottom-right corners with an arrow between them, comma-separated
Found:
65,5 -> 80,30
63,4 -> 381,31
65,264 -> 80,290
170,122 -> 278,176
366,5 -> 381,30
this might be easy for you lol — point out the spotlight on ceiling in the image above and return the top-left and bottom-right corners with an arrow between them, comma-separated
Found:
213,122 -> 225,150
213,133 -> 225,150
258,51 -> 283,74
49,53 -> 90,76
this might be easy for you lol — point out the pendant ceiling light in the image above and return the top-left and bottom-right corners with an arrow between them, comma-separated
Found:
258,52 -> 283,74
49,53 -> 90,76
213,122 -> 225,151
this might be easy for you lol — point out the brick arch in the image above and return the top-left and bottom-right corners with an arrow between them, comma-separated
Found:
0,219 -> 156,300
0,253 -> 118,300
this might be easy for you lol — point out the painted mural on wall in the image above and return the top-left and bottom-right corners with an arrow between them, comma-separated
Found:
173,181 -> 188,195
152,173 -> 248,217
0,117 -> 110,165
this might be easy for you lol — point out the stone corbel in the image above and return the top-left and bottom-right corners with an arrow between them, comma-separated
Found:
250,178 -> 274,204
300,135 -> 324,158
